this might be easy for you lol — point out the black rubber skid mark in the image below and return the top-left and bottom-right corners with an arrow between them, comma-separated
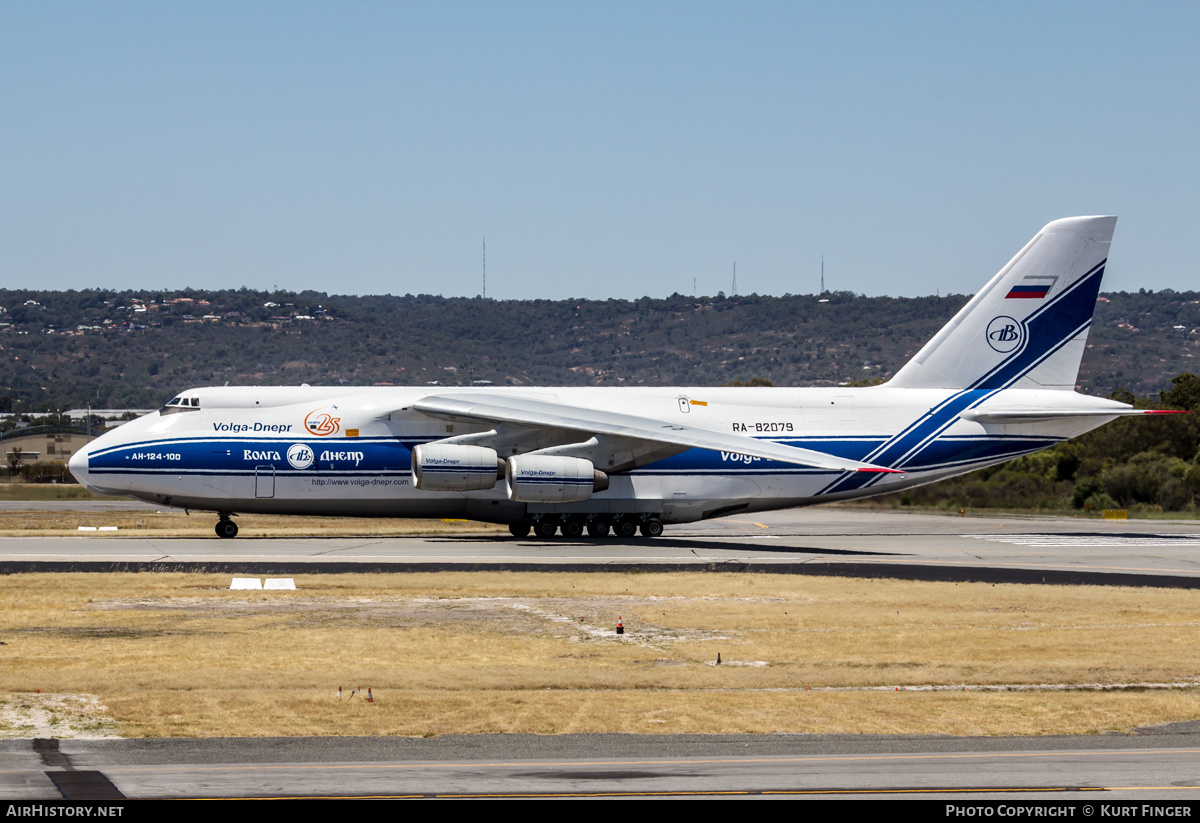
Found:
45,770 -> 125,800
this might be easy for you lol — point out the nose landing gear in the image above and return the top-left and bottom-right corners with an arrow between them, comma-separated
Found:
216,514 -> 238,539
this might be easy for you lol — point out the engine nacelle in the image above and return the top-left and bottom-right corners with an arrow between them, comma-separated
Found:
412,444 -> 502,491
506,455 -> 609,503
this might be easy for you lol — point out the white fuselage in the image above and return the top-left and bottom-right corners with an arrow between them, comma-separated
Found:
69,384 -> 1119,525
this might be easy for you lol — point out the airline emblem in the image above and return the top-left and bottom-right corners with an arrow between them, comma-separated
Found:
304,408 -> 341,436
287,444 -> 315,470
985,316 -> 1023,353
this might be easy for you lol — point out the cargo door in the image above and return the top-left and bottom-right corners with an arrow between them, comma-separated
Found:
255,465 -> 276,498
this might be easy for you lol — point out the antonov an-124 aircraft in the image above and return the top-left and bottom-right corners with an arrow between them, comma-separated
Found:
69,216 -> 1172,539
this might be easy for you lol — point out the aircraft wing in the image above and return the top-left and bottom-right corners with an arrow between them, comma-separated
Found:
411,393 -> 900,474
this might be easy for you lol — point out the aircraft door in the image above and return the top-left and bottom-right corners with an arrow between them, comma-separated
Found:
834,395 -> 855,423
255,465 -> 276,498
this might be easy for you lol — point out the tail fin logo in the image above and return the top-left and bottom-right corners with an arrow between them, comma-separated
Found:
986,316 -> 1024,353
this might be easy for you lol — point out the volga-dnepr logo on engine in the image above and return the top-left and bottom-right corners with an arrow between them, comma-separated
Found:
305,408 -> 341,436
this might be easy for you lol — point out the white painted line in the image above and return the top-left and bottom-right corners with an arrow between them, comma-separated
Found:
969,534 -> 1200,547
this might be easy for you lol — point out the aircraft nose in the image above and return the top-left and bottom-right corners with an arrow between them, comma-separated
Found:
68,444 -> 91,487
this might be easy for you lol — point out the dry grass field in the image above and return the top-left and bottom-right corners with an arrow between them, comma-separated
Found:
2,571 -> 1199,738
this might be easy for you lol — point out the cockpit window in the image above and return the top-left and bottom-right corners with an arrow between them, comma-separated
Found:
160,395 -> 200,415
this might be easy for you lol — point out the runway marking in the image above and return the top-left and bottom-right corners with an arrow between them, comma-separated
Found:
969,534 -> 1200,547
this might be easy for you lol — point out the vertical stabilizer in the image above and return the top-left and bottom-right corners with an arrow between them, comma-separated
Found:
889,216 -> 1115,391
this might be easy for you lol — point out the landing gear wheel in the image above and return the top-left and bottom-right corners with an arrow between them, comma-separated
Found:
509,522 -> 532,538
613,518 -> 638,538
587,518 -> 611,538
535,519 -> 560,539
562,518 -> 585,539
640,518 -> 664,538
216,519 -> 239,539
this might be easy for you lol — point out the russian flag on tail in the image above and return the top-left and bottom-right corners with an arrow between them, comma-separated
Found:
1005,284 -> 1051,298
1006,275 -> 1058,299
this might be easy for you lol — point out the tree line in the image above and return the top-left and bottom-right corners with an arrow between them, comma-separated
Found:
0,287 -> 1195,411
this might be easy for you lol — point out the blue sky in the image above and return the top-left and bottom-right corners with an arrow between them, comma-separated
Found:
2,1 -> 1197,300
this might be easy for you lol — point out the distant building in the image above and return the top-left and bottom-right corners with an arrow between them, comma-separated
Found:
1,426 -> 100,467
65,409 -> 154,422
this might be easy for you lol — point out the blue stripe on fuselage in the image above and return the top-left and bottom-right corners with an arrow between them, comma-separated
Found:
88,437 -> 412,474
89,431 -> 1059,482
815,389 -> 998,496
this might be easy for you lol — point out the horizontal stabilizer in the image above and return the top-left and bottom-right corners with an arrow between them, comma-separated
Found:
960,408 -> 1184,424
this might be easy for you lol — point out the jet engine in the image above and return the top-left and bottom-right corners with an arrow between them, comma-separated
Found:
506,455 -> 610,503
411,444 -> 503,491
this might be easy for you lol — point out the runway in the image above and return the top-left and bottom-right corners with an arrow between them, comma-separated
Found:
4,732 -> 1200,800
4,508 -> 1200,586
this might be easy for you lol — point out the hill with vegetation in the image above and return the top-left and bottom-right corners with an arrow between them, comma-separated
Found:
0,287 -> 1195,412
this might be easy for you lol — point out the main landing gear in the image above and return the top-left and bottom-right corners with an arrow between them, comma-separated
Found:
216,514 -> 238,539
516,514 -> 665,539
